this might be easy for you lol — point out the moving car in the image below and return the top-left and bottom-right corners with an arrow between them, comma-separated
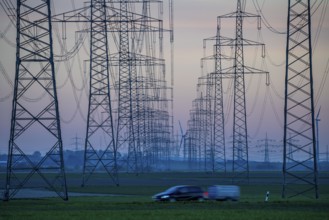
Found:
207,185 -> 240,201
152,185 -> 204,202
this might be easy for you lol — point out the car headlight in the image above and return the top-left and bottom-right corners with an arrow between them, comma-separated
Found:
161,195 -> 169,199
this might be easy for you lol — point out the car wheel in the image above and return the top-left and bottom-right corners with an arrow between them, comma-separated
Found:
169,198 -> 176,202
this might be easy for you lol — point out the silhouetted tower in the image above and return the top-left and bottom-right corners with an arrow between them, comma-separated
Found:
257,133 -> 276,164
212,25 -> 227,173
264,135 -> 270,163
186,96 -> 205,169
49,0 -> 173,174
116,1 -> 140,173
202,25 -> 227,173
216,0 -> 267,183
4,0 -> 68,201
204,74 -> 214,172
82,0 -> 118,187
232,0 -> 249,183
283,0 -> 318,199
71,134 -> 82,151
199,24 -> 227,172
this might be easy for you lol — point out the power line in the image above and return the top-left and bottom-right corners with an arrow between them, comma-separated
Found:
252,0 -> 286,35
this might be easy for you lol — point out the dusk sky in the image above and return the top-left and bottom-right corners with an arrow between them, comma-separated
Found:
0,0 -> 328,162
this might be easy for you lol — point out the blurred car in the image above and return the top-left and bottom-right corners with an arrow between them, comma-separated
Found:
152,185 -> 204,202
207,185 -> 240,201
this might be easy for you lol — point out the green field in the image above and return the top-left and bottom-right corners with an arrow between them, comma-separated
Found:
1,172 -> 329,220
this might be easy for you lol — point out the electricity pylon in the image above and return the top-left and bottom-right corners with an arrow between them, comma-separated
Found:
232,0 -> 250,184
4,0 -> 68,201
115,1 -> 141,173
186,0 -> 268,177
82,0 -> 118,187
114,1 -> 173,173
282,0 -> 318,199
51,0 -> 121,187
213,25 -> 227,173
257,133 -> 276,164
52,1 -> 155,183
201,25 -> 228,173
186,96 -> 205,169
217,0 -> 268,183
204,74 -> 215,172
51,0 -> 172,177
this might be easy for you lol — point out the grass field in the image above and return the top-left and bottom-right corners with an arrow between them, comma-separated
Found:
1,172 -> 329,220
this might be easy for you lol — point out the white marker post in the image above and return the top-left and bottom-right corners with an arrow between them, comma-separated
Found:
265,191 -> 270,202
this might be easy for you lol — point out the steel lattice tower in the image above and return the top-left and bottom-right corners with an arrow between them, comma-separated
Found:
50,0 -> 172,178
204,75 -> 215,172
186,97 -> 204,169
263,134 -> 270,164
215,0 -> 267,183
82,0 -> 118,187
203,26 -> 227,173
282,0 -> 318,199
4,0 -> 68,201
213,25 -> 226,173
116,1 -> 140,173
232,0 -> 249,183
198,23 -> 231,173
257,133 -> 276,165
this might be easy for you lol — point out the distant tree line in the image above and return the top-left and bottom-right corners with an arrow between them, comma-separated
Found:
1,151 -> 329,172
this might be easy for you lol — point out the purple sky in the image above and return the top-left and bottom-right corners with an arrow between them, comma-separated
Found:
0,0 -> 328,162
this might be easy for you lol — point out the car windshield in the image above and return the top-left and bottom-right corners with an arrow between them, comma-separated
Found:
163,186 -> 179,194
